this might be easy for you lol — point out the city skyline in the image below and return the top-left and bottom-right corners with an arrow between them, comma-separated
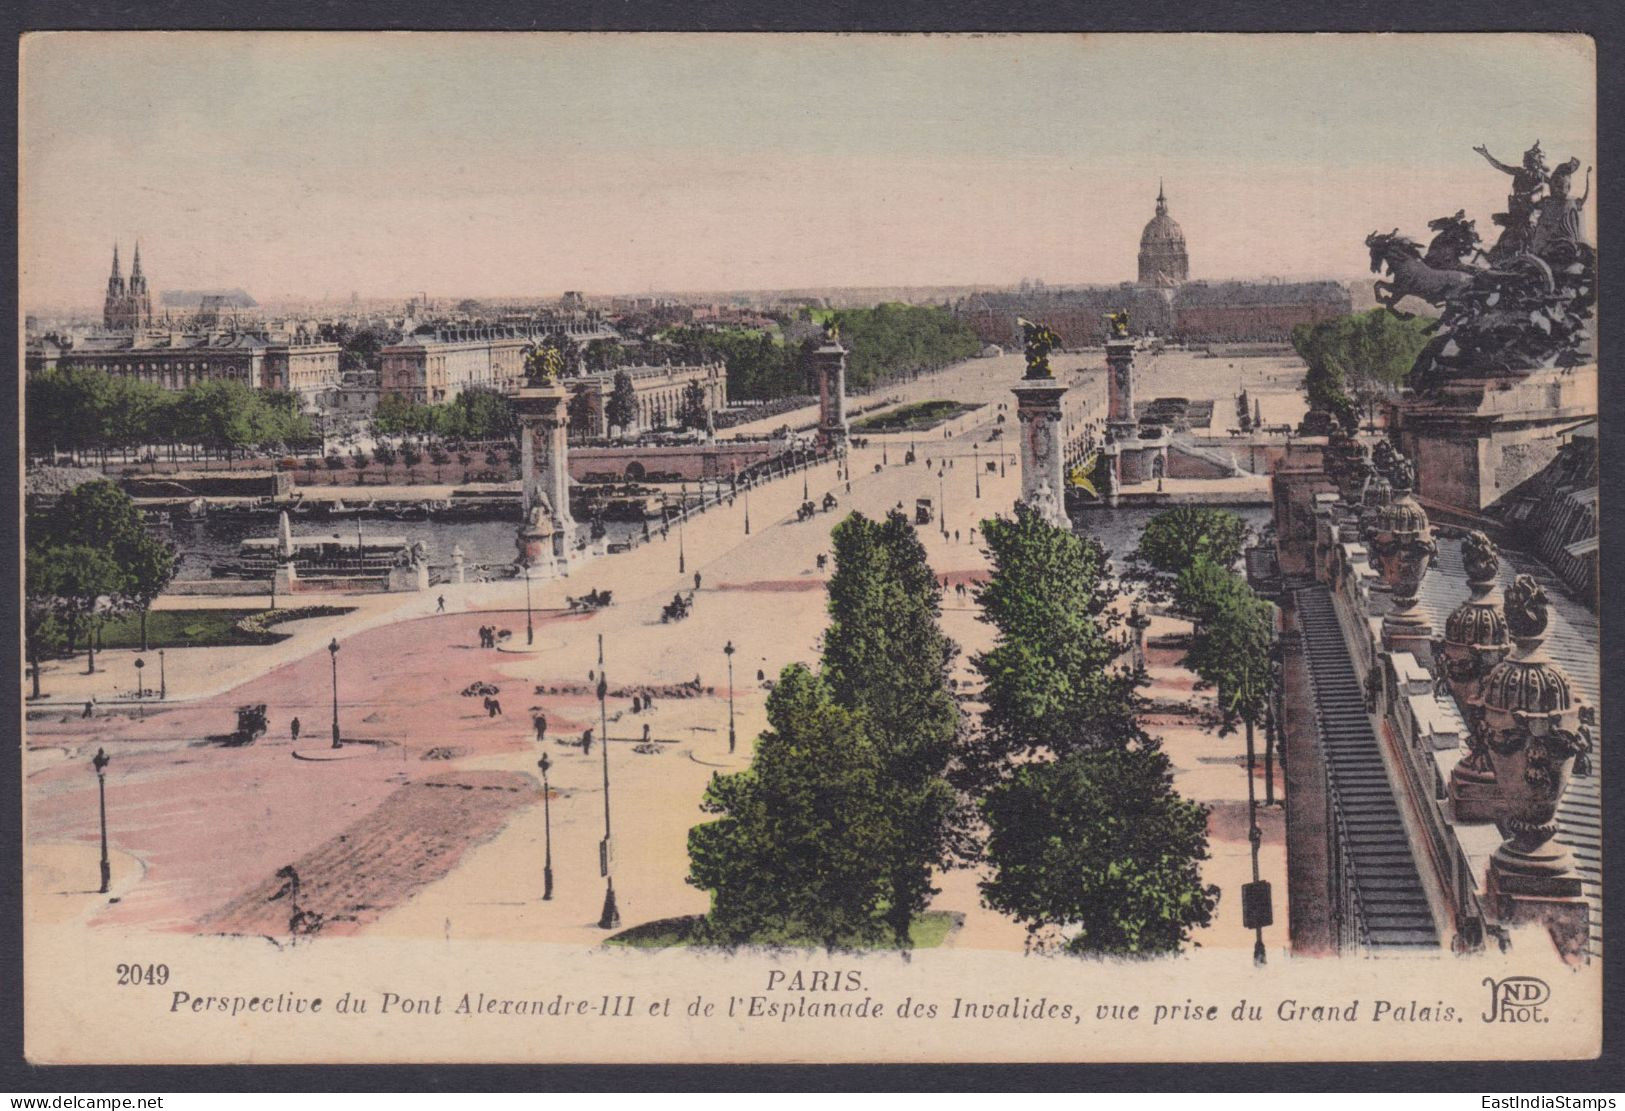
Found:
22,32 -> 1595,309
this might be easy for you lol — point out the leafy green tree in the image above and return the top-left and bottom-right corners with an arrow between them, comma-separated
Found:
606,371 -> 638,435
349,450 -> 371,484
1127,507 -> 1250,602
401,442 -> 423,483
687,665 -> 898,948
452,387 -> 518,443
35,481 -> 176,651
1179,559 -> 1274,733
822,511 -> 962,946
980,745 -> 1217,956
31,543 -> 123,673
1293,309 -> 1431,430
960,503 -> 1145,792
677,379 -> 711,433
582,338 -> 625,373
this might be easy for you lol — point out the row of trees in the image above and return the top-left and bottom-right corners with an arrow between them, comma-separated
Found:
1292,308 -> 1432,431
662,304 -> 981,403
27,366 -> 316,464
686,503 -> 1221,956
370,386 -> 519,442
25,481 -> 176,695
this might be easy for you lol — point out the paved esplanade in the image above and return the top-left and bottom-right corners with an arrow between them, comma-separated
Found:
25,349 -> 1285,954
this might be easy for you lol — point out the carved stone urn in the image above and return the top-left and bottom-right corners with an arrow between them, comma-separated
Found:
1480,575 -> 1591,898
1326,429 -> 1370,509
1367,458 -> 1437,656
1442,531 -> 1511,822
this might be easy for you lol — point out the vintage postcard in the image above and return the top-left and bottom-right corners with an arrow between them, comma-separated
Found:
18,32 -> 1601,1065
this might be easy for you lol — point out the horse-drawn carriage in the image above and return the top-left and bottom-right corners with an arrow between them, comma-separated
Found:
821,492 -> 839,513
566,588 -> 613,613
661,593 -> 692,623
220,704 -> 268,746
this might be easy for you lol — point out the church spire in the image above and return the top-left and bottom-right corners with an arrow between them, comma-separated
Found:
110,242 -> 122,281
1156,179 -> 1168,216
131,239 -> 143,279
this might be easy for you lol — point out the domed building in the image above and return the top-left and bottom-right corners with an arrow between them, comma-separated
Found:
1137,182 -> 1189,288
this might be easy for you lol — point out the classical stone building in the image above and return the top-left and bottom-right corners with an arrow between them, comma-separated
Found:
565,362 -> 728,438
1137,182 -> 1189,288
379,321 -> 611,404
102,242 -> 154,332
26,327 -> 341,405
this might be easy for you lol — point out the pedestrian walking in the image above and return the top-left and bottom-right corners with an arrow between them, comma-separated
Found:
955,529 -> 960,543
291,716 -> 301,742
491,698 -> 503,717
694,571 -> 702,592
582,728 -> 593,755
642,723 -> 651,744
533,713 -> 547,742
82,700 -> 94,719
437,595 -> 445,612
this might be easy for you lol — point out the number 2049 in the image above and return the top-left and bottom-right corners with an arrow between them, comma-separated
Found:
116,963 -> 169,986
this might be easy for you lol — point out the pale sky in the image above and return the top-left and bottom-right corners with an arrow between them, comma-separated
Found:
20,32 -> 1595,309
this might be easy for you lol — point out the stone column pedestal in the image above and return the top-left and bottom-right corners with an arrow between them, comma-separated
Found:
513,382 -> 576,536
1012,378 -> 1069,527
811,339 -> 849,451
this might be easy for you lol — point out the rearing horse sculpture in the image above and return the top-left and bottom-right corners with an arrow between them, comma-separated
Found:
1367,230 -> 1476,309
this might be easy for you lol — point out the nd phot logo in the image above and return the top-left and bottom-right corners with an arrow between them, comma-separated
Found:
1482,976 -> 1550,1023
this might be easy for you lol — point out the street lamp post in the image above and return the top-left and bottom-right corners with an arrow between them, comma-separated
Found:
596,634 -> 620,929
743,479 -> 751,536
133,658 -> 145,717
328,637 -> 341,748
724,640 -> 736,755
538,753 -> 554,901
974,443 -> 981,498
93,747 -> 111,893
524,569 -> 534,646
938,468 -> 948,540
158,649 -> 166,700
678,483 -> 687,574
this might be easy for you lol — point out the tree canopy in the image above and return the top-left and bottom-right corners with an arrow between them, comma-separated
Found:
686,664 -> 898,949
1126,507 -> 1251,604
1292,309 -> 1432,429
26,366 -> 315,461
1177,556 -> 1275,733
822,510 -> 962,945
980,745 -> 1217,956
606,371 -> 638,433
960,503 -> 1146,792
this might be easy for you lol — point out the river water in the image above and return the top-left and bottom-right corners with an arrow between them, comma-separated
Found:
170,502 -> 1271,582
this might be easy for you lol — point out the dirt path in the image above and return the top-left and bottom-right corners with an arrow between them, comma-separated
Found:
201,770 -> 535,938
